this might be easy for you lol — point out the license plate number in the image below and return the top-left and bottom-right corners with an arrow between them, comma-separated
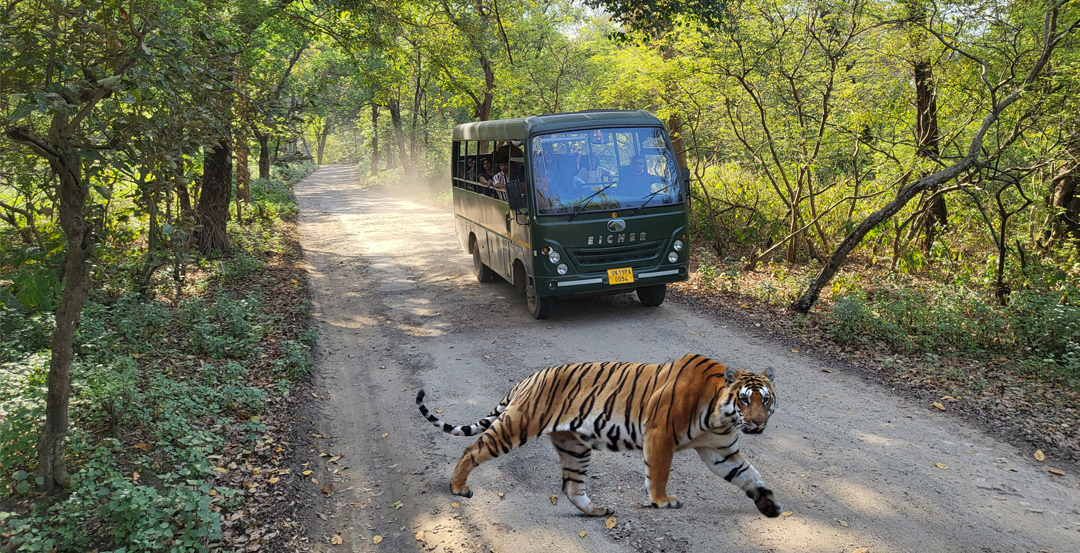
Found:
607,267 -> 634,285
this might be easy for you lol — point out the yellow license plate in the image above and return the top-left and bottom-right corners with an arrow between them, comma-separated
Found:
607,267 -> 634,285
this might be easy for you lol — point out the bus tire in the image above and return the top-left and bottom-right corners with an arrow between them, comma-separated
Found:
636,283 -> 667,307
527,291 -> 552,319
472,243 -> 494,282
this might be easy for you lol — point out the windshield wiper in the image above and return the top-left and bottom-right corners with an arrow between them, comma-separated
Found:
567,181 -> 619,222
630,182 -> 678,215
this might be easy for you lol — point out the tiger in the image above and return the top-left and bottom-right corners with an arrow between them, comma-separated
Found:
416,353 -> 780,517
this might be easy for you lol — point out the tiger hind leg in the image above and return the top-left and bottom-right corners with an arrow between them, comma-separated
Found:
550,431 -> 613,516
450,415 -> 524,498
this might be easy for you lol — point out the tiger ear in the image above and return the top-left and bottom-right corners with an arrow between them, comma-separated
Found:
762,367 -> 775,381
724,366 -> 739,384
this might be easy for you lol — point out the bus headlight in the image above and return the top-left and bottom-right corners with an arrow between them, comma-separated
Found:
668,252 -> 679,263
673,239 -> 683,252
548,250 -> 561,264
557,264 -> 568,275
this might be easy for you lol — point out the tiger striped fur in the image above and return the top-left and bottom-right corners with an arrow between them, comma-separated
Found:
416,353 -> 780,517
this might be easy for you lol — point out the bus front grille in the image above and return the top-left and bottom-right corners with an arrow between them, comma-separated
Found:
568,240 -> 665,266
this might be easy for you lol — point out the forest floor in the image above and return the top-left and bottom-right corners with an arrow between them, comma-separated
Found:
283,165 -> 1080,553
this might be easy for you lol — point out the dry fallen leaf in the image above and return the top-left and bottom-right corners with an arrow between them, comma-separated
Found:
1048,469 -> 1065,476
372,536 -> 382,545
1034,450 -> 1045,462
837,520 -> 849,527
268,477 -> 279,484
605,516 -> 617,529
311,477 -> 319,484
330,455 -> 343,463
780,511 -> 793,517
320,483 -> 334,495
132,471 -> 140,481
451,502 -> 459,508
935,463 -> 949,469
932,402 -> 946,411
435,409 -> 443,414
302,470 -> 313,476
213,467 -> 228,473
415,531 -> 425,542
331,535 -> 343,545
381,433 -> 389,438
133,443 -> 150,451
852,548 -> 870,553
790,348 -> 798,353
550,495 -> 558,505
821,369 -> 832,373
579,531 -> 587,538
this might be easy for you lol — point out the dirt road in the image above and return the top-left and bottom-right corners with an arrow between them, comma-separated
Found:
295,165 -> 1080,553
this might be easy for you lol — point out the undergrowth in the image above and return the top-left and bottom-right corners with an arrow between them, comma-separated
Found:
0,162 -> 317,552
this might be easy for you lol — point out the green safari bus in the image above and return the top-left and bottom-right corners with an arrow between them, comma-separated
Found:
451,110 -> 689,319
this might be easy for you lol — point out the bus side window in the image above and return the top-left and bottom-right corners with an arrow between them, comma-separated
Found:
453,141 -> 465,188
466,141 -> 478,191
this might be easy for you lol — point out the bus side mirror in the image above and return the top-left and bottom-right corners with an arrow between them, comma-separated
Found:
506,180 -> 528,214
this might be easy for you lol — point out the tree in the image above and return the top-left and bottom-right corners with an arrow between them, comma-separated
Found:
193,0 -> 296,256
791,0 -> 1080,313
0,0 -> 201,490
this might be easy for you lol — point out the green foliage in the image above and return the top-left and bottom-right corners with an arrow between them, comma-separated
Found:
827,280 -> 1080,382
178,292 -> 267,359
2,440 -> 221,553
0,357 -> 46,492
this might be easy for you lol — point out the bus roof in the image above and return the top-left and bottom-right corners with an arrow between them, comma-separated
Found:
452,110 -> 664,141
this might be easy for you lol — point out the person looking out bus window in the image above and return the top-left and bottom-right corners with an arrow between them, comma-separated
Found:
477,158 -> 494,186
465,158 -> 476,181
491,160 -> 509,190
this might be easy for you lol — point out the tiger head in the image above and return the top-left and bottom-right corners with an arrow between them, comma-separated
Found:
724,367 -> 777,434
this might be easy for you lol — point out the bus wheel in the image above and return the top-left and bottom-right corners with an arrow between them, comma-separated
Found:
636,283 -> 667,307
472,244 -> 494,282
527,291 -> 552,319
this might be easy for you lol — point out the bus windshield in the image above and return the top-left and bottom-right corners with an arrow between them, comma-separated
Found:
530,127 -> 680,216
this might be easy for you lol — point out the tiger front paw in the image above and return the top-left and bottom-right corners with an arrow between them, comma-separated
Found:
747,487 -> 781,517
450,484 -> 473,498
649,497 -> 682,509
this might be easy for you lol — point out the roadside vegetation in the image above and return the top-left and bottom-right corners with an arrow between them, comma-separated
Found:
1,163 -> 316,551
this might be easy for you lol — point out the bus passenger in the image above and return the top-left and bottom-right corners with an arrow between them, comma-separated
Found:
491,160 -> 509,190
477,158 -> 494,186
586,157 -> 616,183
620,155 -> 653,192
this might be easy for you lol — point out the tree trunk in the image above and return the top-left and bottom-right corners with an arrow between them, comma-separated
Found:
370,104 -> 380,177
1049,161 -> 1080,241
388,100 -> 409,174
317,120 -> 332,165
195,141 -> 233,255
476,54 -> 494,121
256,131 -> 271,180
235,133 -> 251,202
909,0 -> 947,252
7,117 -> 96,491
